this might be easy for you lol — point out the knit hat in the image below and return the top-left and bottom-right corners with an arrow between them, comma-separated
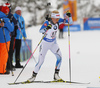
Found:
4,2 -> 11,7
15,6 -> 21,12
1,6 -> 9,14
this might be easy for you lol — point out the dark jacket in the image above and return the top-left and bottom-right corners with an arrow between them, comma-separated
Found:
7,9 -> 18,37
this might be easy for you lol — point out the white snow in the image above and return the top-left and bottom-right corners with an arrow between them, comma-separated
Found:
0,26 -> 100,88
94,0 -> 100,6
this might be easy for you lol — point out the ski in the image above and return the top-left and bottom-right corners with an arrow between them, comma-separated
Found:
8,80 -> 90,85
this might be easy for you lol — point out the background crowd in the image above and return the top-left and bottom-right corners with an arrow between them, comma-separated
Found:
0,2 -> 27,75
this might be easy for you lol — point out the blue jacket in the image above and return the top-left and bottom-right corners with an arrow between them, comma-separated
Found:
0,11 -> 14,43
13,13 -> 26,39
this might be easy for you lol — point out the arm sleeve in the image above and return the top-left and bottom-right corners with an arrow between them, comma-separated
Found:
4,18 -> 14,32
8,13 -> 17,25
58,17 -> 73,25
12,15 -> 18,25
39,20 -> 49,33
65,17 -> 73,24
58,18 -> 64,24
22,18 -> 27,38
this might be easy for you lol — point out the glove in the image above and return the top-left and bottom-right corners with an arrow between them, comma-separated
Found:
45,14 -> 51,21
66,11 -> 71,17
23,37 -> 26,41
14,25 -> 18,31
46,24 -> 52,30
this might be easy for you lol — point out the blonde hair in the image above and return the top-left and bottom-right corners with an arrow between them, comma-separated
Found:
51,10 -> 59,14
50,10 -> 59,18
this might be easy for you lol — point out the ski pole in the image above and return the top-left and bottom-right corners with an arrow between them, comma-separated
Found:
68,17 -> 71,82
45,2 -> 51,21
14,30 -> 48,83
2,28 -> 14,76
18,27 -> 37,63
47,2 -> 51,14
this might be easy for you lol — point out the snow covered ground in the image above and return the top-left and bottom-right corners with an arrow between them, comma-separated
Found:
0,26 -> 100,88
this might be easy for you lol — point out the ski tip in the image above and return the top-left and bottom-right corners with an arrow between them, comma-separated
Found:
8,83 -> 15,85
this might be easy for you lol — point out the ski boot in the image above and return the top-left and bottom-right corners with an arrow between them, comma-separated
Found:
54,69 -> 63,82
27,72 -> 37,82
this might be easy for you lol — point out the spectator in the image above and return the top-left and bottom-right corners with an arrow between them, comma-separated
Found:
0,6 -> 14,74
13,6 -> 27,68
4,2 -> 18,71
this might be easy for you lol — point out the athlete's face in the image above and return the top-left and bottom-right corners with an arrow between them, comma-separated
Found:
15,10 -> 21,16
51,18 -> 59,24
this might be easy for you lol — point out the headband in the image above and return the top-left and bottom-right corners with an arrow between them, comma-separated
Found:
51,13 -> 60,18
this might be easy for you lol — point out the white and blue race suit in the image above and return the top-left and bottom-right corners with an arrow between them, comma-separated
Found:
34,17 -> 73,73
